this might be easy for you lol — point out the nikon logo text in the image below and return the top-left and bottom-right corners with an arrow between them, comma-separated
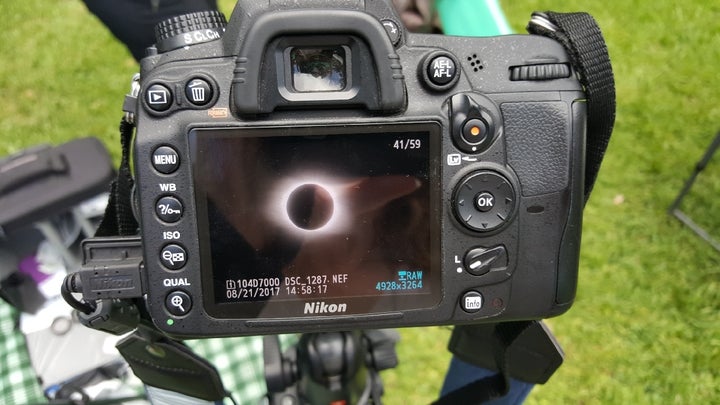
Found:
90,276 -> 134,291
304,302 -> 348,315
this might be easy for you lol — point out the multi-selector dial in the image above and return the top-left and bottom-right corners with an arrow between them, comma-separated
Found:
453,170 -> 517,232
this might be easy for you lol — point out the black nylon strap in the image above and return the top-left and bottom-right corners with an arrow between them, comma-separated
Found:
432,322 -> 535,405
95,119 -> 139,237
527,11 -> 616,201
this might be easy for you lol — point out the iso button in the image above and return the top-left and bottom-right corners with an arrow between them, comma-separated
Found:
160,244 -> 187,270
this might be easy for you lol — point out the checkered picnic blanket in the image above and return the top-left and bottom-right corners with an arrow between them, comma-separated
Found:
0,299 -> 297,404
0,301 -> 45,404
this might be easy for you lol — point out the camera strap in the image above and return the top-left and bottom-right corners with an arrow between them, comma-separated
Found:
436,10 -> 615,405
527,11 -> 616,201
95,119 -> 139,237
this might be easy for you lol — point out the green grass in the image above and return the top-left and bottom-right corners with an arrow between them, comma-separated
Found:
2,0 -> 719,404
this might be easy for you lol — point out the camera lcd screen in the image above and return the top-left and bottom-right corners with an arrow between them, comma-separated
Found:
290,46 -> 347,92
189,124 -> 442,318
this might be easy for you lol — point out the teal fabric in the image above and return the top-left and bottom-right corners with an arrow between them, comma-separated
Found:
437,0 -> 512,36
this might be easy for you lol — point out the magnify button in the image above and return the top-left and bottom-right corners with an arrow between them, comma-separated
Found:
166,291 -> 192,316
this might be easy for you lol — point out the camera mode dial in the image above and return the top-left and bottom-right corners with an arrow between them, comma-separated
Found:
154,10 -> 227,53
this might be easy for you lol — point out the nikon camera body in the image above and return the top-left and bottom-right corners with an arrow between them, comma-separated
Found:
129,0 -> 585,338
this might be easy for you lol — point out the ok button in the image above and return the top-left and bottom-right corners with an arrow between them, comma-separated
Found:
475,192 -> 495,212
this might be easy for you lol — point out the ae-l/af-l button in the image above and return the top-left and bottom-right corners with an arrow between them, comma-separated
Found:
427,55 -> 456,86
421,52 -> 460,90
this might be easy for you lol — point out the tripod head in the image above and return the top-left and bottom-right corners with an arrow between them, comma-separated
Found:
264,330 -> 399,405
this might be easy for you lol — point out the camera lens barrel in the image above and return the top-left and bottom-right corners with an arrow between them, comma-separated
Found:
154,10 -> 227,53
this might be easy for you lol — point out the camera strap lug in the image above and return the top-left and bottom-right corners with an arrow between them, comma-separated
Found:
122,73 -> 141,125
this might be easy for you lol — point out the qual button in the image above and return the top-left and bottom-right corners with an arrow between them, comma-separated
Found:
166,290 -> 192,316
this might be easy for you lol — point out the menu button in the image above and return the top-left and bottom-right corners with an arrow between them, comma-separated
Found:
152,146 -> 180,174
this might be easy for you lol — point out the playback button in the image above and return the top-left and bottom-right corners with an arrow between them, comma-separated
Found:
146,84 -> 173,112
160,244 -> 187,270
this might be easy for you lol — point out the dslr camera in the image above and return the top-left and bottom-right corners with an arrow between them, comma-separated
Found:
125,0 -> 585,338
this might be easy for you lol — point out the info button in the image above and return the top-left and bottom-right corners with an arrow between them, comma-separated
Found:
461,291 -> 483,313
